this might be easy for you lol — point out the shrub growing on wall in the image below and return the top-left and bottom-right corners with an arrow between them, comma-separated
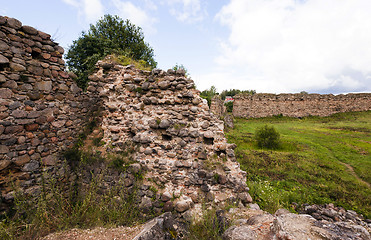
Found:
66,14 -> 157,89
254,125 -> 280,149
224,101 -> 233,112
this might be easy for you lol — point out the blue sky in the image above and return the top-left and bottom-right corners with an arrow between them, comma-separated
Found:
1,0 -> 371,94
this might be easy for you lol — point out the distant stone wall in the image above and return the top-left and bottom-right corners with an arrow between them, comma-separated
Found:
0,16 -> 90,210
210,95 -> 225,118
233,93 -> 371,118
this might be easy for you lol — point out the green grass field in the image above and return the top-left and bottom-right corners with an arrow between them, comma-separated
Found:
226,111 -> 371,219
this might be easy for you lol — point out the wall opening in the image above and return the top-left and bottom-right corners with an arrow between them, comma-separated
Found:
203,137 -> 214,145
31,50 -> 42,60
162,134 -> 172,141
0,62 -> 9,71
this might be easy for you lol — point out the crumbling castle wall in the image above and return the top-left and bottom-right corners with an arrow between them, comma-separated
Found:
86,59 -> 250,213
0,16 -> 250,215
233,93 -> 371,118
0,16 -> 90,209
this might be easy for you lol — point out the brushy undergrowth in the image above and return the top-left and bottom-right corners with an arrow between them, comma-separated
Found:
0,114 -> 149,239
0,165 -> 148,240
187,207 -> 231,240
226,111 -> 371,218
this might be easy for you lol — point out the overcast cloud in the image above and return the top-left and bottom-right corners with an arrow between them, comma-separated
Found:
62,0 -> 104,23
112,0 -> 157,34
165,0 -> 206,23
201,0 -> 371,93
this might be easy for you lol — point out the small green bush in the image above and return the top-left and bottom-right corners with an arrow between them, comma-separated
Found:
254,125 -> 280,149
224,101 -> 233,112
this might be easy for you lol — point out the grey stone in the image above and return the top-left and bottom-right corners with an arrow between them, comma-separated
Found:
42,155 -> 58,166
21,25 -> 38,35
28,65 -> 44,75
35,81 -> 52,91
22,161 -> 39,172
175,200 -> 190,213
0,160 -> 11,171
123,74 -> 132,80
161,192 -> 172,202
248,203 -> 261,210
0,88 -> 13,99
158,81 -> 170,89
9,62 -> 26,72
238,192 -> 253,204
139,196 -> 153,213
142,81 -> 150,90
58,84 -> 69,91
52,120 -> 66,128
14,154 -> 31,166
148,119 -> 159,129
203,131 -> 214,139
129,163 -> 142,174
0,54 -> 9,64
275,208 -> 291,216
12,110 -> 27,118
223,225 -> 258,240
163,201 -> 174,212
6,17 -> 22,29
10,46 -> 24,55
0,74 -> 5,83
0,40 -> 9,51
126,84 -> 136,91
159,119 -> 170,129
9,101 -> 22,110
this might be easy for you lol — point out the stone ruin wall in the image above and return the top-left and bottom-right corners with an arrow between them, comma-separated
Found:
0,16 -> 250,215
210,95 -> 226,118
86,60 -> 250,213
233,93 -> 371,118
0,16 -> 91,211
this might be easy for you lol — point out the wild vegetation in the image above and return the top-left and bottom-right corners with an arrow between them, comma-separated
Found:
226,111 -> 371,218
66,14 -> 157,89
0,119 -> 151,240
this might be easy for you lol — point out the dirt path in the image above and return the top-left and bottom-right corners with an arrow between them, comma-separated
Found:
41,225 -> 143,240
340,162 -> 371,188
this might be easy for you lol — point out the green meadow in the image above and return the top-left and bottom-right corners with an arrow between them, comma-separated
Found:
226,111 -> 371,218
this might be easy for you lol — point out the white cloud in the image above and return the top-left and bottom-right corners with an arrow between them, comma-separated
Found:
62,0 -> 104,23
165,0 -> 206,23
213,0 -> 371,93
112,0 -> 157,34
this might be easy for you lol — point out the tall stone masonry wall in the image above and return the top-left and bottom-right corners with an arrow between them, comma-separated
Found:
0,16 -> 89,210
233,93 -> 371,118
86,59 -> 251,212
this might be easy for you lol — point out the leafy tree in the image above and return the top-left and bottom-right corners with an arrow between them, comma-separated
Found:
66,14 -> 157,89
